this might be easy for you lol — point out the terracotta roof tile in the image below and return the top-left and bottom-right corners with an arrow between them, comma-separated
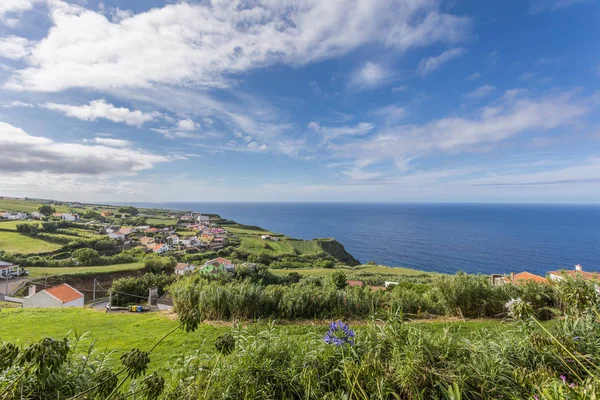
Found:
45,284 -> 83,303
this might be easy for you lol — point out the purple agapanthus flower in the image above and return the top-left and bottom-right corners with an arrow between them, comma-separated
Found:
324,321 -> 355,346
560,375 -> 567,383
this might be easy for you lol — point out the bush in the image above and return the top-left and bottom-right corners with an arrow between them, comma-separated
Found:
145,256 -> 177,274
111,273 -> 175,306
16,223 -> 39,235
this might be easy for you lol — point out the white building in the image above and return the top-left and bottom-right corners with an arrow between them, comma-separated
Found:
174,262 -> 196,275
61,213 -> 79,221
31,212 -> 44,220
6,212 -> 28,220
167,235 -> 179,246
23,284 -> 84,308
152,244 -> 171,254
197,215 -> 210,222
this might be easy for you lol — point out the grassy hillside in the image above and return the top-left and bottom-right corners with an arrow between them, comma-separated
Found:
0,198 -> 71,213
0,231 -> 62,253
0,220 -> 41,231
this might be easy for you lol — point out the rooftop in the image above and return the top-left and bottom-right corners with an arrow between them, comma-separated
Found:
44,284 -> 84,303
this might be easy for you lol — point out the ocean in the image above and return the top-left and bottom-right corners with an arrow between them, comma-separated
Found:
131,202 -> 600,276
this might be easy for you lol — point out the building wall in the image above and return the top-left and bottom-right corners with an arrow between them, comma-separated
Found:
63,297 -> 84,308
23,291 -> 62,308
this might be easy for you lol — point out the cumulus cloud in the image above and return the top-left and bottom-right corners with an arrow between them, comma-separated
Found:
466,72 -> 481,81
0,36 -> 32,59
0,121 -> 170,175
5,0 -> 470,92
42,99 -> 158,126
418,47 -> 466,76
465,85 -> 495,99
349,62 -> 392,90
177,118 -> 198,131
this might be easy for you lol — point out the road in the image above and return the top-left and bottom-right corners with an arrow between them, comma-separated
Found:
0,277 -> 27,296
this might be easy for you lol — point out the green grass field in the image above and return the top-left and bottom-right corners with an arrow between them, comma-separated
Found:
288,240 -> 322,254
0,198 -> 71,213
27,262 -> 146,277
0,220 -> 41,231
270,265 -> 434,277
225,226 -> 275,236
146,218 -> 178,226
239,236 -> 296,255
0,308 -> 516,372
0,231 -> 62,254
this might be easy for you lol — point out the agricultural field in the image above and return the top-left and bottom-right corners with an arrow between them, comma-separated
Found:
288,239 -> 322,254
0,198 -> 71,213
0,231 -> 62,254
27,262 -> 146,277
145,217 -> 178,226
0,220 -> 41,231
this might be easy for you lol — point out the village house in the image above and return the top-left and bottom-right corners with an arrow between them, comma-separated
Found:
31,211 -> 44,220
174,262 -> 196,275
145,227 -> 159,234
100,211 -> 113,217
506,271 -> 547,284
152,243 -> 171,254
23,284 -> 84,308
167,234 -> 179,246
134,225 -> 150,232
60,213 -> 79,221
4,212 -> 29,220
197,215 -> 210,222
548,265 -> 600,291
107,231 -> 126,240
201,257 -> 235,273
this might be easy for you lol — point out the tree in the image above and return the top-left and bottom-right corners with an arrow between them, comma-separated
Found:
82,210 -> 101,220
118,206 -> 139,216
41,222 -> 59,232
331,271 -> 348,290
73,248 -> 99,265
38,205 -> 56,216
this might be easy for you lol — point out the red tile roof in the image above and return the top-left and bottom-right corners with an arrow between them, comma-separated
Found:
45,284 -> 83,303
175,263 -> 189,270
549,270 -> 600,282
510,271 -> 547,284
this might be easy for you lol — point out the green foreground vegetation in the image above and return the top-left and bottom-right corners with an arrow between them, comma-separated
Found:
0,230 -> 62,254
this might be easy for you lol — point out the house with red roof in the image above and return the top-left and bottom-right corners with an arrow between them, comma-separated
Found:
201,257 -> 235,273
152,243 -> 171,254
506,271 -> 548,285
549,265 -> 600,292
23,283 -> 84,308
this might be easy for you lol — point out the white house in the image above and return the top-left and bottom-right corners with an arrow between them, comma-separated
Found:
108,231 -> 126,240
203,257 -> 235,272
197,215 -> 210,222
61,213 -> 79,221
174,262 -> 196,275
167,235 -> 179,246
6,212 -> 28,220
549,264 -> 600,292
31,212 -> 44,220
23,284 -> 84,308
152,244 -> 171,254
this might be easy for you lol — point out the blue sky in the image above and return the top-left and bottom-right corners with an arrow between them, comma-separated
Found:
0,0 -> 599,203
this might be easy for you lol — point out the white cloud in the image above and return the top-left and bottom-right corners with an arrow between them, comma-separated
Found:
307,121 -> 320,132
465,84 -> 495,99
332,90 -> 592,179
418,47 -> 466,76
92,137 -> 131,147
2,100 -> 34,108
177,118 -> 198,131
320,122 -> 375,141
42,99 -> 157,126
392,85 -> 408,92
467,72 -> 481,81
6,0 -> 470,92
373,105 -> 405,124
0,121 -> 169,175
0,0 -> 39,24
349,62 -> 392,90
529,0 -> 590,14
0,36 -> 32,59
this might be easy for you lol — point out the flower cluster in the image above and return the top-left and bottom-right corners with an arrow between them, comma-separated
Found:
324,321 -> 355,346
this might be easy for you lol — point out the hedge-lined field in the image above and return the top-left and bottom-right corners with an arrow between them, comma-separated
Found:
27,262 -> 146,277
0,231 -> 62,254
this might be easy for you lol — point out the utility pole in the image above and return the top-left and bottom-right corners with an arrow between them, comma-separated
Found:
107,290 -> 112,313
92,278 -> 97,303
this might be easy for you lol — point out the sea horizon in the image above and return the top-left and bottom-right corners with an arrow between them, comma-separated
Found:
125,202 -> 600,276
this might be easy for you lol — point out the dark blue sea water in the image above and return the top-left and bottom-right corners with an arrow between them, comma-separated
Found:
131,203 -> 600,276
